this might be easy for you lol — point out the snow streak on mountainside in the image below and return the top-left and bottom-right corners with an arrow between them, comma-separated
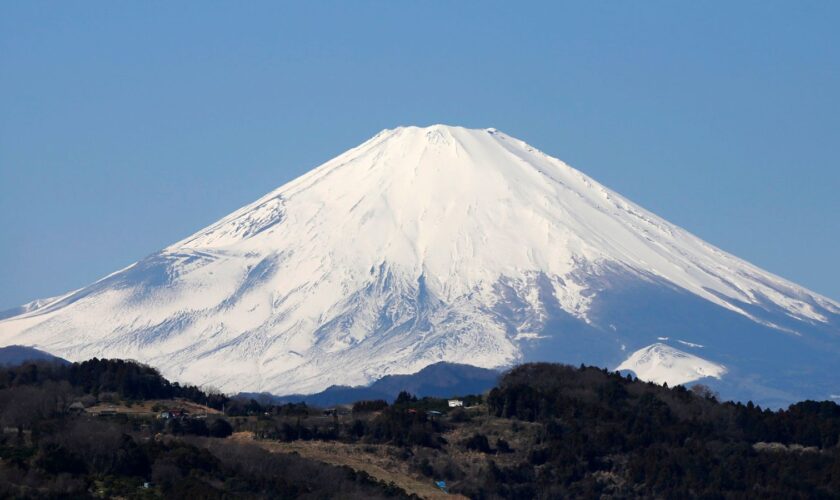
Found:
1,125 -> 838,406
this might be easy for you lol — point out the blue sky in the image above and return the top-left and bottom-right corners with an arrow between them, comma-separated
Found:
1,1 -> 838,309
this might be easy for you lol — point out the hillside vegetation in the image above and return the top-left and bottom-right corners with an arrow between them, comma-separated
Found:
2,359 -> 840,498
0,359 -> 411,499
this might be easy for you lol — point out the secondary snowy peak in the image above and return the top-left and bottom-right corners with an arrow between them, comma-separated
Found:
616,343 -> 727,386
1,125 -> 838,405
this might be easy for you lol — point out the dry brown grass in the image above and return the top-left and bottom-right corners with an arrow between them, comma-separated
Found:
439,412 -> 541,468
230,432 -> 464,499
85,398 -> 222,416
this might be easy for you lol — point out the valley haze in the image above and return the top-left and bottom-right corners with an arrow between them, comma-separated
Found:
1,125 -> 838,408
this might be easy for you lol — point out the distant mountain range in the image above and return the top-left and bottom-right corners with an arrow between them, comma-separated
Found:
1,125 -> 838,407
244,362 -> 500,407
0,345 -> 68,367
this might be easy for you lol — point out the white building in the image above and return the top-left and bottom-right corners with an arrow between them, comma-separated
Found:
447,399 -> 464,408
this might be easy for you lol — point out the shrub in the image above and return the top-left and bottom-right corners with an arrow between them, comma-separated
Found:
209,419 -> 234,438
463,433 -> 493,453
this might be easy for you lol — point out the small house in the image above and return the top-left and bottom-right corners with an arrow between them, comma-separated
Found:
447,399 -> 464,408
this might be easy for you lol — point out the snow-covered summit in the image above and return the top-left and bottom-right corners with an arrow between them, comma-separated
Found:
616,343 -> 727,386
1,125 -> 838,405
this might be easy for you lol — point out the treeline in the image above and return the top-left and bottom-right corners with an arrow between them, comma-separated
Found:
488,363 -> 840,448
253,394 -> 449,449
475,363 -> 840,498
0,417 -> 411,498
239,363 -> 840,497
0,358 -> 228,409
0,358 -> 412,499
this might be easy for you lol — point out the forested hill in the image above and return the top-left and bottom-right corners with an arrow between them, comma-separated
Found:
2,358 -> 840,498
476,364 -> 840,497
240,364 -> 840,498
0,359 -> 413,498
0,357 -> 229,409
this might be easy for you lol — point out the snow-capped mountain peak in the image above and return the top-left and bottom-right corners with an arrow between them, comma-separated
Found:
1,125 -> 838,406
616,343 -> 727,386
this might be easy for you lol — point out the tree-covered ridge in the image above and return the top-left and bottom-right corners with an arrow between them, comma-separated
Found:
0,358 -> 414,498
490,363 -> 840,447
239,364 -> 840,498
479,363 -> 840,497
0,358 -> 229,409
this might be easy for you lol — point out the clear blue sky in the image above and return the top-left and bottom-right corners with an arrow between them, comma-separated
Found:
1,1 -> 838,309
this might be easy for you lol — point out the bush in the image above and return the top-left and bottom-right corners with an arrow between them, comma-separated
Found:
449,408 -> 470,422
209,418 -> 233,438
463,433 -> 492,453
496,438 -> 512,453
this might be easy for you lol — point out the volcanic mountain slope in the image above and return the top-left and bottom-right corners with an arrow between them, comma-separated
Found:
1,125 -> 838,406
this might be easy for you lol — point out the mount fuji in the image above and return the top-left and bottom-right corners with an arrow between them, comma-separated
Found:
2,125 -> 838,406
